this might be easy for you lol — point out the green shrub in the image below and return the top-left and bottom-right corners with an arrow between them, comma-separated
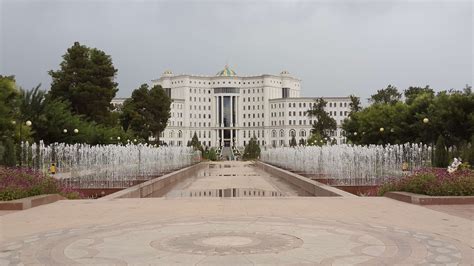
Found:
243,137 -> 260,160
202,148 -> 218,161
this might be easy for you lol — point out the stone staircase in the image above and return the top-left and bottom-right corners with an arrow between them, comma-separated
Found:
220,146 -> 235,161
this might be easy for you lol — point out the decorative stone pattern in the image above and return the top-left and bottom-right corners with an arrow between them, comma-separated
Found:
0,216 -> 470,265
156,231 -> 303,255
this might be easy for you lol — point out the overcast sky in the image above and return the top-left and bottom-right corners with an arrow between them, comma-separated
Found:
1,0 -> 472,100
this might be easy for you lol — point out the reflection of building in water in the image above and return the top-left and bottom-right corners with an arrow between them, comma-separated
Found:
113,66 -> 351,148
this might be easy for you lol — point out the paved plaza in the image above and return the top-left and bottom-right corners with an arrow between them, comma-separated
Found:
0,162 -> 472,265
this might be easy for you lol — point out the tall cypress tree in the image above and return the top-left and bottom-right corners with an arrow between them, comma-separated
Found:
434,135 -> 449,167
49,42 -> 118,125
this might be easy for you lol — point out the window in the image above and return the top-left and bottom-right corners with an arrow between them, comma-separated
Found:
290,130 -> 296,137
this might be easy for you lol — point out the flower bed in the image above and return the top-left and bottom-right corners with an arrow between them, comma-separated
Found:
0,167 -> 83,201
379,168 -> 474,196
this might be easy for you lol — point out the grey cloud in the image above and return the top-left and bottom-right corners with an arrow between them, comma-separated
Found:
1,0 -> 472,101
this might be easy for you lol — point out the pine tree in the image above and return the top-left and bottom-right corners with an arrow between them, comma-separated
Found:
49,42 -> 118,125
190,132 -> 202,151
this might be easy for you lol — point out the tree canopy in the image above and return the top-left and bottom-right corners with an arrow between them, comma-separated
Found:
120,84 -> 171,143
344,86 -> 473,146
349,95 -> 361,114
49,42 -> 118,125
369,85 -> 401,105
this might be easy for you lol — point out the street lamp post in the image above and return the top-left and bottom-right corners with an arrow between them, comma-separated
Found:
17,120 -> 32,166
422,117 -> 432,166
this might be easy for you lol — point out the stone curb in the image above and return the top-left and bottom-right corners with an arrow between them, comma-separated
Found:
255,161 -> 356,197
385,191 -> 474,205
0,194 -> 65,210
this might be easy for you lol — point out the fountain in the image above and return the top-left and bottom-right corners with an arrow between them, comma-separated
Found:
20,141 -> 201,189
260,143 -> 432,186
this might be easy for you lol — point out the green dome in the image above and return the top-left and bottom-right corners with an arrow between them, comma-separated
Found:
216,65 -> 236,76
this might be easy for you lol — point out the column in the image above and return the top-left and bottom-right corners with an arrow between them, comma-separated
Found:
230,96 -> 233,127
220,96 -> 224,127
234,96 -> 238,127
230,128 -> 233,147
215,96 -> 219,127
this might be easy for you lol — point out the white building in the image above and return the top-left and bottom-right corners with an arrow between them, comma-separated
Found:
115,66 -> 352,148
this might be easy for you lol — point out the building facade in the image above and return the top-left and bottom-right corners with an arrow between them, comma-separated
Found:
114,66 -> 352,148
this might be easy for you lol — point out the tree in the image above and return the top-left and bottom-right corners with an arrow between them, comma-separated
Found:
15,85 -> 129,145
349,94 -> 362,114
306,98 -> 337,139
0,76 -> 19,137
434,135 -> 449,167
243,136 -> 260,160
189,132 -> 202,151
369,85 -> 401,105
49,42 -> 118,125
0,76 -> 20,166
289,135 -> 297,147
120,84 -> 171,143
404,85 -> 434,105
307,132 -> 324,146
342,102 -> 408,145
19,84 -> 46,129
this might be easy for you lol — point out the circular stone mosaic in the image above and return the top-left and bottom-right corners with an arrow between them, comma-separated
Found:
154,231 -> 303,255
0,217 -> 470,265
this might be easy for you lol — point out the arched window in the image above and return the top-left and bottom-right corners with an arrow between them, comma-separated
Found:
279,129 -> 285,138
299,130 -> 306,137
178,130 -> 182,138
169,131 -> 174,138
289,129 -> 296,137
